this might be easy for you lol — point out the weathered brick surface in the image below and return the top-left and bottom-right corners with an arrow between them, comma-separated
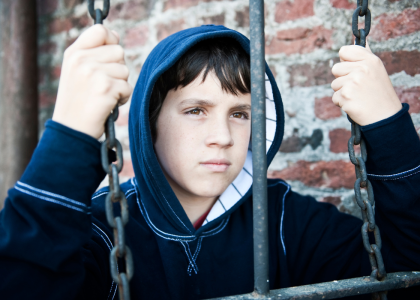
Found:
329,128 -> 351,153
377,51 -> 420,77
370,9 -> 420,42
268,160 -> 356,189
274,0 -> 315,23
36,0 -> 420,217
315,96 -> 342,120
266,26 -> 333,55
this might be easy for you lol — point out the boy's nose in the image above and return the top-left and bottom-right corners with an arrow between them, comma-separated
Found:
204,119 -> 234,148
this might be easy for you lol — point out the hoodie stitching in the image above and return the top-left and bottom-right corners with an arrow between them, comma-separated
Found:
131,178 -> 195,240
14,186 -> 91,214
92,224 -> 117,300
92,189 -> 135,201
142,164 -> 193,234
131,178 -> 229,239
201,217 -> 230,237
181,242 -> 199,275
185,242 -> 199,275
367,164 -> 420,180
16,181 -> 88,208
92,191 -> 109,199
267,180 -> 290,256
187,237 -> 203,275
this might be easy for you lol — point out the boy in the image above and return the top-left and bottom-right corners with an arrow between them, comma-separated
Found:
0,24 -> 419,299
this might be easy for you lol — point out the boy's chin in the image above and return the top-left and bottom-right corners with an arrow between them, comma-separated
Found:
191,182 -> 230,199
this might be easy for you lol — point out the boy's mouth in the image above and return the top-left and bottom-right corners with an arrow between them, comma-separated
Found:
200,158 -> 231,172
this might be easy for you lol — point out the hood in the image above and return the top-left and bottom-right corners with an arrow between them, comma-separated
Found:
129,25 -> 284,237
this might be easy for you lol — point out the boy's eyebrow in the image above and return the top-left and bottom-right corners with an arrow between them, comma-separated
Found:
179,99 -> 216,107
231,104 -> 251,111
179,99 -> 251,111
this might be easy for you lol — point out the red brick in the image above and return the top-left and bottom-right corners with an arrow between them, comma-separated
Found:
320,196 -> 342,206
268,160 -> 356,189
315,96 -> 342,120
124,25 -> 149,48
370,9 -> 420,41
275,0 -> 315,23
120,159 -> 135,178
266,26 -> 333,55
377,51 -> 420,77
157,20 -> 186,41
201,14 -> 225,26
395,86 -> 420,114
330,0 -> 356,9
288,57 -> 339,87
108,0 -> 150,22
37,0 -> 58,16
329,128 -> 351,153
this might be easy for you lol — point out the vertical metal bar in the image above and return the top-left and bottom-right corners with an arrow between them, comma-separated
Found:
0,0 -> 39,209
250,0 -> 269,296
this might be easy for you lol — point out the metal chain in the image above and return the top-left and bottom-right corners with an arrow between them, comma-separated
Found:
88,1 -> 133,299
350,1 -> 387,299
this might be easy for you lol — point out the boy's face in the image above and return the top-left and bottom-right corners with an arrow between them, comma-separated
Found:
154,71 -> 251,203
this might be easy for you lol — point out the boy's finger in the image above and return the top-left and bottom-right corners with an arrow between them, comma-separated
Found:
112,79 -> 133,103
83,45 -> 125,63
71,25 -> 119,51
332,90 -> 343,108
331,61 -> 359,77
331,76 -> 346,92
100,63 -> 130,80
339,45 -> 370,62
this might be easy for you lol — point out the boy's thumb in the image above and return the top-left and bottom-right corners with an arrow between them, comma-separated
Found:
71,24 -> 119,50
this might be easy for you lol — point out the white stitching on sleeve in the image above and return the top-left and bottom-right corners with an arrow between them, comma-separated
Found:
14,186 -> 90,214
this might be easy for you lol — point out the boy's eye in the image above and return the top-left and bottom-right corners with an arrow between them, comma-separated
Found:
187,108 -> 203,115
231,112 -> 248,119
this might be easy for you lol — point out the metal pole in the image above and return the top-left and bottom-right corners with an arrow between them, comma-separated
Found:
250,0 -> 269,296
0,0 -> 39,209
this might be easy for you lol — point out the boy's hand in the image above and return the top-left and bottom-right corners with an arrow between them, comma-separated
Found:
52,24 -> 132,139
331,41 -> 402,126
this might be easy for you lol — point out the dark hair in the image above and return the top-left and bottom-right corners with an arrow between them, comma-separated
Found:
149,37 -> 251,141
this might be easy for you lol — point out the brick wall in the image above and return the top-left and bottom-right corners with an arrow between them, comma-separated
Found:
37,0 -> 420,217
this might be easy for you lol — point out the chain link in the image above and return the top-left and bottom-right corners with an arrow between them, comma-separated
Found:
88,1 -> 133,299
350,1 -> 388,299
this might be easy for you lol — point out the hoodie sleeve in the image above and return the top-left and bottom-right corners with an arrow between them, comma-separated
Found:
282,104 -> 420,295
0,120 -> 112,299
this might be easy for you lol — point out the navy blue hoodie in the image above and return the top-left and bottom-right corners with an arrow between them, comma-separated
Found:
1,25 -> 420,300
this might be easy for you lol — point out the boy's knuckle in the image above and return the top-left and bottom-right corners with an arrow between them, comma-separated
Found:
115,45 -> 125,60
93,24 -> 108,39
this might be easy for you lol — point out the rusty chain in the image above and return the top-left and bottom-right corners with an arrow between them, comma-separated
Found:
349,1 -> 387,299
88,1 -> 133,299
